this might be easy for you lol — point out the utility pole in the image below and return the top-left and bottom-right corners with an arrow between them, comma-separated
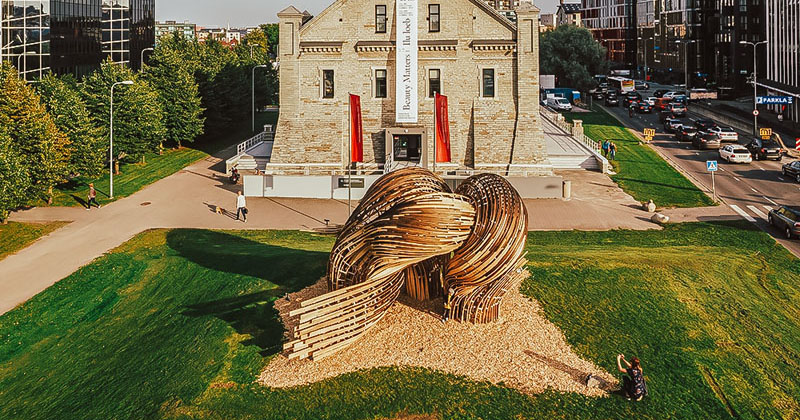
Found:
740,40 -> 769,136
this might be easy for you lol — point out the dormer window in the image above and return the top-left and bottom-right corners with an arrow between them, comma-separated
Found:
376,5 -> 387,33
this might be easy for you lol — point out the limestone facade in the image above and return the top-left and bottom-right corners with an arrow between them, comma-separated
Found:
271,0 -> 552,176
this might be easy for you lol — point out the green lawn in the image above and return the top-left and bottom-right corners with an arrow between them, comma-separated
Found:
1,224 -> 798,419
48,111 -> 278,208
0,221 -> 67,261
564,108 -> 714,208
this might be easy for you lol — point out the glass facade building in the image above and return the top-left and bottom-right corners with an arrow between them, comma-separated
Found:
1,0 -> 153,80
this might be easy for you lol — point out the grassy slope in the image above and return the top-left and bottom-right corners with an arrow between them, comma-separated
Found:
564,108 -> 714,208
49,111 -> 278,207
1,225 -> 798,419
0,221 -> 67,261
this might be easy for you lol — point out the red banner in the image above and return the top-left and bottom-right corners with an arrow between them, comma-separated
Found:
349,94 -> 363,163
435,93 -> 451,163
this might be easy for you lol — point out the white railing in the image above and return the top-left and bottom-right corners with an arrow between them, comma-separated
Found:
540,107 -> 609,173
237,126 -> 273,155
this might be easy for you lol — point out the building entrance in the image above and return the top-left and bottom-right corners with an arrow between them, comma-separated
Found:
384,127 -> 428,171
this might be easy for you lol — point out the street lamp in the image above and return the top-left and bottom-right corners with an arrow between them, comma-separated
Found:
140,47 -> 154,69
740,40 -> 769,136
110,80 -> 134,199
638,36 -> 654,82
252,64 -> 268,133
249,43 -> 261,59
676,39 -> 696,91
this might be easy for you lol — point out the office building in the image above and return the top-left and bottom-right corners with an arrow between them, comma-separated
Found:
0,0 -> 154,80
763,0 -> 799,124
156,20 -> 196,42
581,0 -> 635,67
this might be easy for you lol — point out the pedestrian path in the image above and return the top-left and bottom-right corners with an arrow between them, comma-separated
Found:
729,204 -> 775,223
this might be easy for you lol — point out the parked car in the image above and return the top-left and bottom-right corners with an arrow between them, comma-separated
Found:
546,97 -> 573,112
664,118 -> 683,133
767,205 -> 800,239
635,81 -> 650,90
667,102 -> 687,116
693,131 -> 722,149
719,144 -> 752,163
605,93 -> 619,106
675,125 -> 699,142
635,101 -> 653,113
622,92 -> 642,107
707,126 -> 738,142
746,138 -> 783,161
781,160 -> 800,183
658,110 -> 675,123
694,119 -> 719,131
653,89 -> 670,98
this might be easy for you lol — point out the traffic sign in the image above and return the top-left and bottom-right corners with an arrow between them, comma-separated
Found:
643,128 -> 656,137
756,96 -> 794,105
706,160 -> 718,172
760,128 -> 773,139
753,110 -> 760,116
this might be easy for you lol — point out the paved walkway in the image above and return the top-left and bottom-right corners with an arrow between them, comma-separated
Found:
1,146 -> 738,314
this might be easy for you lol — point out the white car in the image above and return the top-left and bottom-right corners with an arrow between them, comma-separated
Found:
546,97 -> 573,112
662,91 -> 679,99
719,144 -> 753,163
646,96 -> 657,106
707,126 -> 739,142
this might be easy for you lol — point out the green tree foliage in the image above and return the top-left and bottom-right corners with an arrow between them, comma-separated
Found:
540,25 -> 609,92
0,132 -> 31,223
263,23 -> 279,57
81,58 -> 166,163
145,43 -> 205,147
0,63 -> 71,205
36,74 -> 106,178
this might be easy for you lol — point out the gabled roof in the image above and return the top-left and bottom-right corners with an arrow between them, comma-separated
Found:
277,6 -> 303,17
558,3 -> 582,14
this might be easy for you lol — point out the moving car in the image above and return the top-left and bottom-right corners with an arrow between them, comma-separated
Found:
653,89 -> 669,98
707,126 -> 738,142
664,118 -> 683,133
675,125 -> 698,142
666,102 -> 687,116
658,110 -> 675,123
719,145 -> 752,163
546,97 -> 573,112
746,138 -> 783,161
781,160 -> 800,183
662,91 -> 680,99
605,93 -> 619,106
767,206 -> 800,239
592,90 -> 605,100
694,119 -> 719,131
693,131 -> 722,149
645,96 -> 657,106
635,81 -> 650,90
635,101 -> 653,113
622,92 -> 642,107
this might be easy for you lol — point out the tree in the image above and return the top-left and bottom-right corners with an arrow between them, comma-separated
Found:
0,63 -> 71,204
36,74 -> 106,178
81,58 -> 166,165
263,24 -> 279,57
540,25 -> 609,92
0,131 -> 31,223
145,45 -> 205,147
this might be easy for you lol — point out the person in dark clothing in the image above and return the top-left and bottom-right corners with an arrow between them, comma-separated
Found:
617,354 -> 647,401
87,183 -> 100,209
609,142 -> 617,160
441,287 -> 455,323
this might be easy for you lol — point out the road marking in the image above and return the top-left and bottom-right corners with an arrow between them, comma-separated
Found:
763,197 -> 778,206
750,187 -> 759,193
760,168 -> 766,171
765,206 -> 773,212
779,176 -> 786,180
720,167 -> 726,172
734,177 -> 741,181
730,205 -> 757,222
747,205 -> 768,220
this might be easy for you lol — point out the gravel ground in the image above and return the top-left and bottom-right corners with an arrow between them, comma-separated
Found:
260,277 -> 616,397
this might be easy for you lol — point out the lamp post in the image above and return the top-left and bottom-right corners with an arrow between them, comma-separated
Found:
676,39 -> 696,92
249,43 -> 261,59
638,36 -> 654,82
740,40 -> 769,136
252,64 -> 268,133
140,47 -> 154,69
110,80 -> 134,199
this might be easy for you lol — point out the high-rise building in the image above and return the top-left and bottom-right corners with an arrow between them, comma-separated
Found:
0,0 -> 154,80
156,20 -> 196,42
581,0 -> 636,68
763,0 -> 799,124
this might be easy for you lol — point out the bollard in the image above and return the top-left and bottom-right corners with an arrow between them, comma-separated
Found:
562,180 -> 572,201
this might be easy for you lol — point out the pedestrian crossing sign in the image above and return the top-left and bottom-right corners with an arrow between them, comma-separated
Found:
643,128 -> 656,137
760,128 -> 772,139
706,160 -> 718,172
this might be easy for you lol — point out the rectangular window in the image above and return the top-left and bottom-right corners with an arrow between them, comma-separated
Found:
323,70 -> 335,99
375,5 -> 387,33
429,69 -> 441,98
482,68 -> 495,98
429,4 -> 440,32
375,69 -> 387,98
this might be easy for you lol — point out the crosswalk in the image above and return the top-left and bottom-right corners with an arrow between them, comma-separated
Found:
730,204 -> 774,223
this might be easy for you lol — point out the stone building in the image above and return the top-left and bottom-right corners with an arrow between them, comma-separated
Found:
269,0 -> 552,177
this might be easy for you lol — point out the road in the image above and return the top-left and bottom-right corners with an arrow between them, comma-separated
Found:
599,85 -> 800,257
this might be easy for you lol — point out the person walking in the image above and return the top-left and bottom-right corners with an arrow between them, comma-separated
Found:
86,183 -> 100,210
441,287 -> 455,323
616,354 -> 647,401
609,142 -> 617,160
236,191 -> 247,222
602,140 -> 610,157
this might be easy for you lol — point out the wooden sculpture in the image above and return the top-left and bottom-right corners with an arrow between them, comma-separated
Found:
283,168 -> 528,360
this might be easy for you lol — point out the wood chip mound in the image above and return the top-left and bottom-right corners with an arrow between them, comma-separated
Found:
261,277 -> 616,397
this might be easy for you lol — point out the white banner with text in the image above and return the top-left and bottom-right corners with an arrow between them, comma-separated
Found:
395,0 -> 418,123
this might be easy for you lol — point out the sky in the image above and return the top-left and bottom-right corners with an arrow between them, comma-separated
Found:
156,0 -> 561,28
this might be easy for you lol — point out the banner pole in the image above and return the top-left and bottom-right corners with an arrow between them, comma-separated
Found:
348,94 -> 352,216
433,93 -> 437,174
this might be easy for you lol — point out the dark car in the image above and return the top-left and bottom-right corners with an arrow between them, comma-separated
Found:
592,90 -> 605,100
622,92 -> 642,107
664,118 -> 683,133
667,102 -> 687,116
675,125 -> 698,142
693,131 -> 722,149
782,160 -> 800,183
746,138 -> 783,161
634,81 -> 649,91
604,94 -> 619,106
654,89 -> 669,98
767,205 -> 800,239
658,110 -> 675,123
635,101 -> 653,113
694,119 -> 719,131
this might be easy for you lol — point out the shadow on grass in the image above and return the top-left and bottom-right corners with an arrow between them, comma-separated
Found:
612,176 -> 708,193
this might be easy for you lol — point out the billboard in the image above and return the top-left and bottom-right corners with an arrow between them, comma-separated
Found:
395,0 -> 418,123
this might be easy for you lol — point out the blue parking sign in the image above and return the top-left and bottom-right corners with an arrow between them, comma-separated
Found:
706,161 -> 718,172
